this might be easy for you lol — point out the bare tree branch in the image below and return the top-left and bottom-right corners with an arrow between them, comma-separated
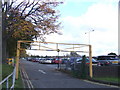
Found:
14,2 -> 23,10
24,1 -> 40,18
20,1 -> 30,16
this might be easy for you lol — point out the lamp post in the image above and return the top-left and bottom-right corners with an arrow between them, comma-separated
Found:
85,30 -> 94,44
85,29 -> 94,78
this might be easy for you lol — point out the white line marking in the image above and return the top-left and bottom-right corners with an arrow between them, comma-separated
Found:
22,67 -> 34,88
22,69 -> 31,88
20,68 -> 25,88
38,69 -> 46,74
24,70 -> 34,88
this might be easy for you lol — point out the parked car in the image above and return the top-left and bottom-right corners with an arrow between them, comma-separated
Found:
71,57 -> 100,66
61,58 -> 70,64
45,58 -> 55,64
69,57 -> 81,64
39,58 -> 55,64
54,58 -> 62,64
26,57 -> 33,61
97,55 -> 120,66
31,58 -> 38,62
50,58 -> 56,64
39,58 -> 46,63
34,58 -> 41,62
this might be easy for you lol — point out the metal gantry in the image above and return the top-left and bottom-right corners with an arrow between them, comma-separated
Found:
15,40 -> 93,79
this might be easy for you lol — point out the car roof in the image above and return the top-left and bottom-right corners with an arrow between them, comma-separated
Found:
97,55 -> 117,57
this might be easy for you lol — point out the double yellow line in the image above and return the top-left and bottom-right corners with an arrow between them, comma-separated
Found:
20,64 -> 34,89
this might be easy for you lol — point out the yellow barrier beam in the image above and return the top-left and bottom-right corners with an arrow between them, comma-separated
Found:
19,40 -> 90,46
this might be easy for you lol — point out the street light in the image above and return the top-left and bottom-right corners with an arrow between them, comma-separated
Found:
85,30 -> 94,44
85,29 -> 94,78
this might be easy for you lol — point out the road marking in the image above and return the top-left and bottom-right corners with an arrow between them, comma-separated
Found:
23,68 -> 34,88
20,64 -> 34,88
22,70 -> 31,88
38,69 -> 46,74
20,68 -> 25,88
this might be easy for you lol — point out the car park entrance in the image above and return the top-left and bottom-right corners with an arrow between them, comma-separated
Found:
15,40 -> 93,79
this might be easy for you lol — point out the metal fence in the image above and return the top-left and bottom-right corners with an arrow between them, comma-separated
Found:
0,67 -> 16,89
59,56 -> 90,79
59,57 -> 119,78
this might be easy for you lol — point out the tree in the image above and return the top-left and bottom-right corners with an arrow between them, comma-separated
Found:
20,50 -> 29,58
2,0 -> 63,60
3,0 -> 63,40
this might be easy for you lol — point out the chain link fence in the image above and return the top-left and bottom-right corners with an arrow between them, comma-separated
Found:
59,55 -> 119,79
59,56 -> 90,79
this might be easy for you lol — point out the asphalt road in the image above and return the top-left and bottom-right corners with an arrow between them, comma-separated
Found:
20,59 -> 119,88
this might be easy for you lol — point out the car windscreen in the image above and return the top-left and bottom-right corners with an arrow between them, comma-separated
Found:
86,58 -> 97,62
76,58 -> 82,62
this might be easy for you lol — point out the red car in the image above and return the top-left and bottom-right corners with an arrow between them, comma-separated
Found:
54,58 -> 62,64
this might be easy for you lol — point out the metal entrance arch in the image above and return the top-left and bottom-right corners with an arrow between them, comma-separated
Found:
15,40 -> 93,79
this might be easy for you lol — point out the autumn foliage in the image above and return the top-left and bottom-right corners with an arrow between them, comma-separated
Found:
2,0 -> 63,57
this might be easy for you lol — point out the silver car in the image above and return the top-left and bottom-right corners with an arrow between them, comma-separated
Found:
97,55 -> 120,66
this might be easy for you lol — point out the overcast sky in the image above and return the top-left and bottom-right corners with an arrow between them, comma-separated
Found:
27,0 -> 119,56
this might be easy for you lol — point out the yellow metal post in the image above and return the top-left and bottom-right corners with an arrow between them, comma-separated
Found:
89,45 -> 93,78
16,41 -> 20,79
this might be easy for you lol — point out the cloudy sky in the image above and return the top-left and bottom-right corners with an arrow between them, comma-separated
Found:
27,0 -> 119,56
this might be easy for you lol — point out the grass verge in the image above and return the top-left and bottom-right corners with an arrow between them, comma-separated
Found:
14,70 -> 24,88
2,63 -> 24,88
2,64 -> 14,79
57,69 -> 89,79
93,77 -> 120,83
58,69 -> 120,84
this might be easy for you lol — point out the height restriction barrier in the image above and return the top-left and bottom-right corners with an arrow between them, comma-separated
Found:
15,40 -> 93,79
